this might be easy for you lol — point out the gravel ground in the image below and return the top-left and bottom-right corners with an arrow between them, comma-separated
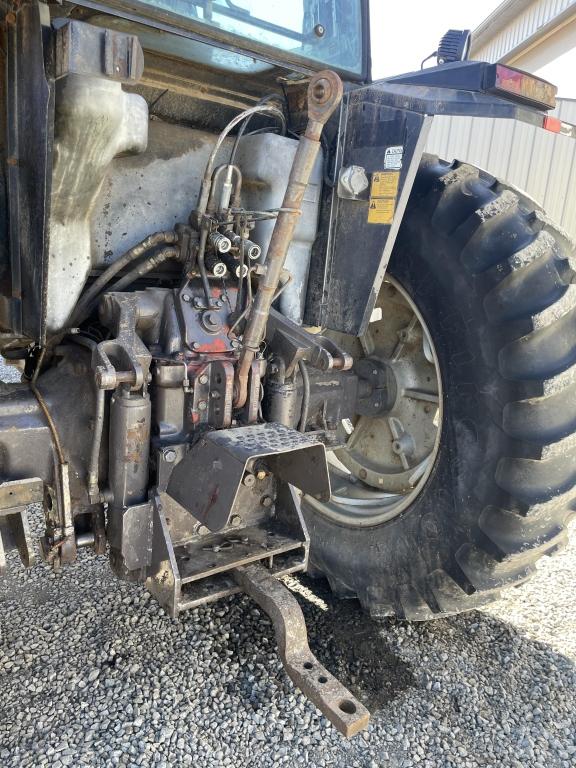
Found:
0,354 -> 575,767
0,515 -> 574,768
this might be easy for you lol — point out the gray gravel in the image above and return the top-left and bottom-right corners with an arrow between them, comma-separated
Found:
0,515 -> 574,768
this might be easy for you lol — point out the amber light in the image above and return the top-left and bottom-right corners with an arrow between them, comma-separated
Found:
493,64 -> 557,110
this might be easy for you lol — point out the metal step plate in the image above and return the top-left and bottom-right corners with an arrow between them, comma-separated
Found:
167,423 -> 330,531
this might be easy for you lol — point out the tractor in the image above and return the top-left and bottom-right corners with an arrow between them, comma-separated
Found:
1,0 -> 575,735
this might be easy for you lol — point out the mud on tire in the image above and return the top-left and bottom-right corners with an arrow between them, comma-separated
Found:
303,154 -> 576,620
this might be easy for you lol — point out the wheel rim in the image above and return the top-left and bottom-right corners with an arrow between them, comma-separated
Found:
311,276 -> 443,527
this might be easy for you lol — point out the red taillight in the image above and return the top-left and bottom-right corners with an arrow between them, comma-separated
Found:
542,115 -> 576,138
490,64 -> 557,110
543,116 -> 561,133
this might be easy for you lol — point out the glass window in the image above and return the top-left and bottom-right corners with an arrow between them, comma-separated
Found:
133,0 -> 364,74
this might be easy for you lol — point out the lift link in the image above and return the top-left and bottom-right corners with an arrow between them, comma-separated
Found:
234,70 -> 343,408
233,563 -> 370,737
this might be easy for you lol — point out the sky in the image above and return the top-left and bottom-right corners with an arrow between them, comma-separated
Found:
369,0 -> 505,78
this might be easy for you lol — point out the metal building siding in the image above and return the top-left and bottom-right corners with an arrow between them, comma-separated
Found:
425,99 -> 576,240
472,0 -> 576,62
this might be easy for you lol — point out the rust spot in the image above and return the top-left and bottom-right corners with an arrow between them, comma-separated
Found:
125,421 -> 149,462
202,486 -> 219,518
195,338 -> 229,354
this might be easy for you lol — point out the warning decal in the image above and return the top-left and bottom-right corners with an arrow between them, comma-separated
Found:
368,198 -> 396,225
367,167 -> 401,225
384,145 -> 404,170
370,170 -> 400,199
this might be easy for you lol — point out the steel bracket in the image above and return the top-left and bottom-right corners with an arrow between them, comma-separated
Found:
0,505 -> 36,571
146,484 -> 309,616
233,563 -> 370,737
167,422 -> 330,531
266,308 -> 353,378
95,293 -> 152,390
0,478 -> 42,571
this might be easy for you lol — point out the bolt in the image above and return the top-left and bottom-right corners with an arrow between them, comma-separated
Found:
230,514 -> 242,527
231,340 -> 241,349
182,294 -> 192,303
359,468 -> 368,480
261,496 -> 274,508
95,367 -> 116,390
210,390 -> 221,399
215,299 -> 223,308
193,297 -> 204,309
198,400 -> 208,411
194,524 -> 209,536
256,470 -> 267,481
242,473 -> 256,488
5,12 -> 16,25
314,23 -> 325,37
424,405 -> 431,414
199,374 -> 209,385
192,342 -> 201,351
163,448 -> 177,463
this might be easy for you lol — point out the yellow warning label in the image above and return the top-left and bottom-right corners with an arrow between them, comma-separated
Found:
368,198 -> 396,225
367,170 -> 400,225
370,171 -> 400,199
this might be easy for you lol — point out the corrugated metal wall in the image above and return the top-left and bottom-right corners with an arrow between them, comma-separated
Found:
472,0 -> 576,61
425,99 -> 576,240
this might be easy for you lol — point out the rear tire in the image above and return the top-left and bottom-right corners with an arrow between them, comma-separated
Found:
303,155 -> 576,620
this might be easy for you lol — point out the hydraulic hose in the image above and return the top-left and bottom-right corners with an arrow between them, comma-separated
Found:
106,247 -> 181,293
71,230 -> 178,324
75,247 -> 181,324
194,104 -> 285,220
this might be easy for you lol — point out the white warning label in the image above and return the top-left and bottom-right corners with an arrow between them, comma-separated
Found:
384,145 -> 404,170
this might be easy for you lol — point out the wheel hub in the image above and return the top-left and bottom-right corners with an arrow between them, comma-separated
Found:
319,277 -> 443,525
